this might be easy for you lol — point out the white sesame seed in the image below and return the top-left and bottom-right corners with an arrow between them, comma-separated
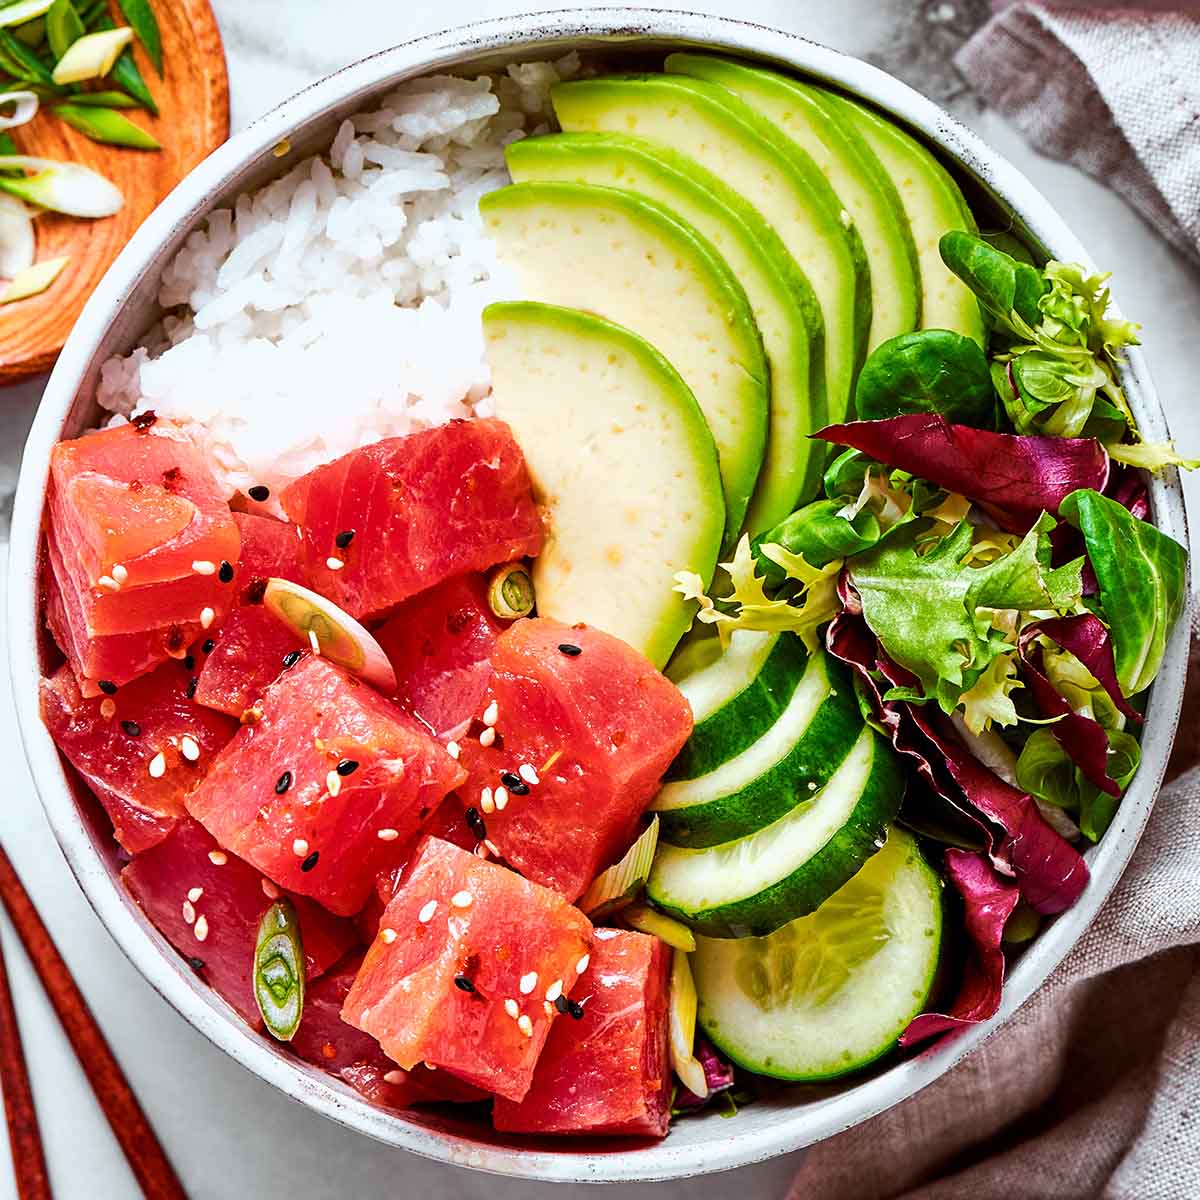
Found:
148,751 -> 166,779
187,887 -> 204,903
111,564 -> 128,584
182,900 -> 196,924
480,787 -> 495,814
326,556 -> 345,571
519,971 -> 537,995
380,928 -> 397,944
326,769 -> 342,797
504,998 -> 519,1019
191,560 -> 216,576
208,850 -> 227,866
494,786 -> 509,812
295,526 -> 303,541
262,879 -> 280,899
97,575 -> 120,593
418,899 -> 437,923
377,828 -> 399,842
193,914 -> 209,942
594,928 -> 619,940
517,1014 -> 533,1037
545,979 -> 563,1003
474,842 -> 490,859
479,727 -> 496,748
200,607 -> 215,630
99,698 -> 116,719
518,764 -> 539,786
576,954 -> 590,975
446,741 -> 460,760
450,890 -> 473,909
292,838 -> 309,857
482,700 -> 499,727
180,735 -> 200,762
308,628 -> 321,654
383,1070 -> 405,1085
484,839 -> 499,856
422,1062 -> 437,1071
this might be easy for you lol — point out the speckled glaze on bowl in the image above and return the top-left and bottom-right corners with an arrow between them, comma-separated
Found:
8,7 -> 1190,1184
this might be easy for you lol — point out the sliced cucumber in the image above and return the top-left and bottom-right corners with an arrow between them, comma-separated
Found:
666,630 -> 809,783
692,828 -> 942,1080
654,648 -> 862,848
647,726 -> 905,937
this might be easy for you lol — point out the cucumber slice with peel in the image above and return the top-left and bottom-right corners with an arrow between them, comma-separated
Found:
648,726 -> 905,937
654,648 -> 862,848
692,828 -> 942,1080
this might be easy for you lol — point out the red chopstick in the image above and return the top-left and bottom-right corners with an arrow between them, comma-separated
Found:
0,929 -> 51,1200
0,847 -> 187,1200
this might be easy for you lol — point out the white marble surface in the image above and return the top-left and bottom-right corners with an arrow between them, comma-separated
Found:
0,3 -> 1197,1197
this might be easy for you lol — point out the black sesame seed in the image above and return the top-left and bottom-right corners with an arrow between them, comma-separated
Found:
336,759 -> 359,777
183,654 -> 195,671
218,560 -> 235,583
453,975 -> 475,993
120,720 -> 141,737
500,771 -> 529,796
275,771 -> 292,795
567,999 -> 585,1020
97,679 -> 118,695
201,639 -> 215,655
465,807 -> 486,838
300,850 -> 319,872
557,643 -> 582,657
281,650 -> 302,669
553,994 -> 570,1015
187,956 -> 206,972
186,676 -> 198,700
334,529 -> 355,549
248,485 -> 270,502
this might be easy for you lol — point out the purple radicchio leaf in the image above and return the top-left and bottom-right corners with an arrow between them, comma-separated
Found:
901,849 -> 1020,1046
672,1036 -> 736,1110
1018,614 -> 1142,797
815,415 -> 1109,533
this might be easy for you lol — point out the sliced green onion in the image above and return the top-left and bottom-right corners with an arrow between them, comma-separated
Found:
13,15 -> 43,47
0,155 -> 121,215
45,0 -> 83,60
0,1 -> 55,31
50,25 -> 131,84
578,817 -> 659,917
622,902 -> 696,952
60,88 -> 135,107
115,0 -> 158,75
0,88 -> 36,129
0,254 -> 68,303
262,577 -> 397,693
0,192 -> 33,277
253,899 -> 305,1041
54,102 -> 158,149
0,28 -> 56,87
487,562 -> 535,620
95,14 -> 155,114
669,950 -> 707,1099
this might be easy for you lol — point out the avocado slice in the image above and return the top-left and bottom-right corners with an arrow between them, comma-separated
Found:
665,53 -> 920,353
553,74 -> 869,435
505,131 -> 823,536
482,301 -> 725,668
480,180 -> 767,543
824,93 -> 986,347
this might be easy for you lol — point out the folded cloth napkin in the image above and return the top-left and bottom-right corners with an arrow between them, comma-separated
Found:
786,9 -> 1200,1197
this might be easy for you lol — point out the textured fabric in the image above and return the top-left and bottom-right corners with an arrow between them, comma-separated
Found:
957,5 -> 1200,263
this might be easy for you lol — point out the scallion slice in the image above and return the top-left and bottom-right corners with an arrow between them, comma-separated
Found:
50,25 -> 132,85
622,902 -> 696,952
0,154 -> 122,216
578,817 -> 659,917
253,899 -> 305,1041
487,562 -> 535,620
0,192 -> 33,279
0,254 -> 67,302
668,949 -> 707,1099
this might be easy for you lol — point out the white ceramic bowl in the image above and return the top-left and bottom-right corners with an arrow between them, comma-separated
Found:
8,8 -> 1191,1184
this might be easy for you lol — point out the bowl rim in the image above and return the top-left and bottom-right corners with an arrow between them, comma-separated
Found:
7,6 -> 1191,1184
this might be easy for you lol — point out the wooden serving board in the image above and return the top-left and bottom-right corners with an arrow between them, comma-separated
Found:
0,0 -> 229,383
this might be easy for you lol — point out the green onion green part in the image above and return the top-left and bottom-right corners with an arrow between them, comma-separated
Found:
60,88 -> 135,107
115,0 -> 158,75
54,101 -> 157,148
253,899 -> 305,1041
45,0 -> 83,60
486,562 -> 535,620
95,14 -> 154,114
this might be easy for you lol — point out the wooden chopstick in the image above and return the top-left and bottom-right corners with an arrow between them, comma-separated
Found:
0,928 -> 51,1200
0,847 -> 187,1200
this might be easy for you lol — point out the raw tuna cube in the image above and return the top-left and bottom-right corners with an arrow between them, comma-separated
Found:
230,511 -> 307,598
375,573 -> 511,739
493,929 -> 671,1137
47,419 -> 240,690
280,420 -> 544,620
459,618 -> 693,900
122,819 -> 357,1025
290,955 -> 486,1109
186,656 -> 466,915
342,837 -> 592,1102
40,662 -> 238,853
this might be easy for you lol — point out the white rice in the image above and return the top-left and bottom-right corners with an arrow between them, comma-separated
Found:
97,55 -> 582,510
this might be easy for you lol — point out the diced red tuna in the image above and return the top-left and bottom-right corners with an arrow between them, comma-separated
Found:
230,511 -> 307,597
458,618 -> 693,900
342,837 -> 592,1102
375,573 -> 511,739
40,662 -> 238,853
122,819 -> 357,1025
47,419 -> 240,691
280,420 -> 544,621
186,656 -> 466,916
492,929 -> 672,1137
290,954 -> 485,1109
